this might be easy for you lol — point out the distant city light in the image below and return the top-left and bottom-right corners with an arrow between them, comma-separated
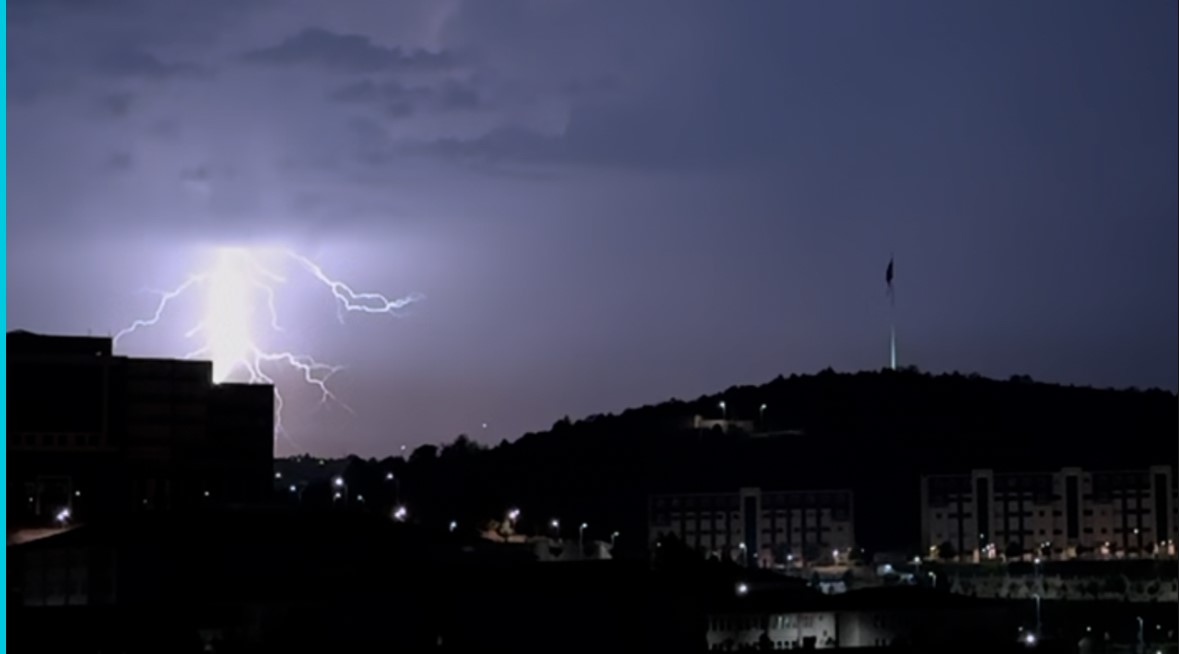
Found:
274,471 -> 282,479
203,490 -> 210,498
74,490 -> 82,497
333,476 -> 344,488
333,492 -> 342,500
1024,632 -> 1036,646
357,495 -> 365,502
735,582 -> 749,597
289,484 -> 297,493
385,472 -> 395,481
550,518 -> 560,529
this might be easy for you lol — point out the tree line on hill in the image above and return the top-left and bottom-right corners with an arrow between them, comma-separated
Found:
289,368 -> 1178,553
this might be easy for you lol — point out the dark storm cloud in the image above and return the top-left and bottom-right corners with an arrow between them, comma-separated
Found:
242,28 -> 454,74
7,0 -> 1178,457
329,78 -> 485,117
94,49 -> 206,79
103,151 -> 135,172
96,91 -> 136,118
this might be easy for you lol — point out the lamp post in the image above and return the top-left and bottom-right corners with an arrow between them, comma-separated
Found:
385,471 -> 400,504
579,522 -> 588,550
611,531 -> 620,548
719,400 -> 727,421
1032,594 -> 1041,638
759,403 -> 767,428
550,518 -> 560,539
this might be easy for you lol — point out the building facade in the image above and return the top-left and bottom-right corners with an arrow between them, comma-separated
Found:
706,588 -> 1016,651
6,331 -> 274,531
921,466 -> 1178,560
649,487 -> 855,567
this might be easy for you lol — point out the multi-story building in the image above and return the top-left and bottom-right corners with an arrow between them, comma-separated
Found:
649,487 -> 855,567
6,331 -> 274,532
921,466 -> 1178,560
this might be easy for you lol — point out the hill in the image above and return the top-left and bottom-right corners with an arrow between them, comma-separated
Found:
320,368 -> 1179,553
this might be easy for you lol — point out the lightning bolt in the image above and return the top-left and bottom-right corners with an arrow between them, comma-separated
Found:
113,247 -> 420,449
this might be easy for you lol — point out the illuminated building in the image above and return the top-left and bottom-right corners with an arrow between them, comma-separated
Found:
6,330 -> 273,531
921,466 -> 1178,560
649,487 -> 855,567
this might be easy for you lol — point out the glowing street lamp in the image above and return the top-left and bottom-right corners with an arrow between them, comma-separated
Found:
735,582 -> 749,597
579,522 -> 588,548
550,518 -> 560,537
507,508 -> 521,523
55,507 -> 71,525
393,505 -> 408,522
611,531 -> 620,547
759,403 -> 767,425
449,520 -> 458,533
718,400 -> 727,420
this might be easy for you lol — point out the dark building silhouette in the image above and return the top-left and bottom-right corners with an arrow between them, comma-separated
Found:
6,331 -> 273,535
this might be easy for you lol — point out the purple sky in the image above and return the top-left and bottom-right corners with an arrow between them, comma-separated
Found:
8,1 -> 1177,457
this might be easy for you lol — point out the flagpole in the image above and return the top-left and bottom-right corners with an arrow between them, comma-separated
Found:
887,255 -> 896,371
890,320 -> 896,371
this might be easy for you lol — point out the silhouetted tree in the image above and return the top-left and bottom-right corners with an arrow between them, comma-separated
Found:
409,444 -> 438,464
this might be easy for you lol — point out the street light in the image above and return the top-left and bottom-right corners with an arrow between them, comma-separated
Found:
579,523 -> 588,549
507,508 -> 521,522
550,518 -> 560,537
1032,593 -> 1041,638
611,531 -> 620,547
719,400 -> 727,420
393,505 -> 408,522
759,403 -> 767,426
55,507 -> 71,525
333,476 -> 345,488
449,520 -> 458,533
735,582 -> 749,597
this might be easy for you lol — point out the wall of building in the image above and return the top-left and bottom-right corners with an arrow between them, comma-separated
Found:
922,467 -> 1178,561
706,611 -> 837,650
6,331 -> 274,528
649,487 -> 855,567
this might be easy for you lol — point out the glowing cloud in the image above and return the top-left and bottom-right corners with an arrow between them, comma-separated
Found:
114,246 -> 421,446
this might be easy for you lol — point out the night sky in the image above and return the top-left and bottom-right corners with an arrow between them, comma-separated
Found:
7,1 -> 1177,456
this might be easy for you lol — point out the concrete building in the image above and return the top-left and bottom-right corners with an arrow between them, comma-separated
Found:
649,487 -> 855,567
6,331 -> 274,533
705,586 -> 1017,650
921,466 -> 1178,561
